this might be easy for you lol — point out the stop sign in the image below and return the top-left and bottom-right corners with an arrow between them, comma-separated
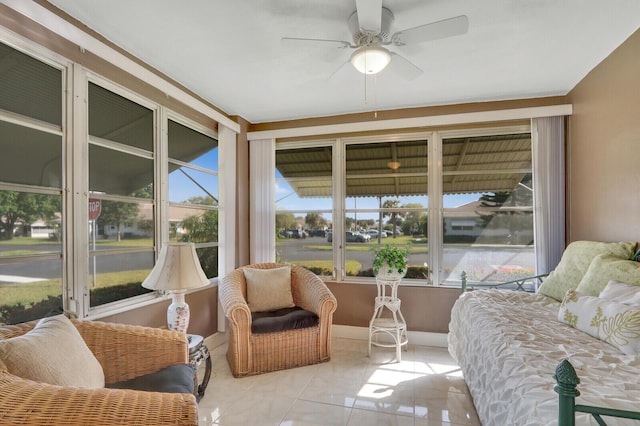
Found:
89,199 -> 101,221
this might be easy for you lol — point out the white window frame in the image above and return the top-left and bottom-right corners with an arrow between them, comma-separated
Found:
266,124 -> 539,287
0,26 -> 234,322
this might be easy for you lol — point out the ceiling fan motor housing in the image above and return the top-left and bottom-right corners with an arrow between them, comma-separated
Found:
348,7 -> 394,46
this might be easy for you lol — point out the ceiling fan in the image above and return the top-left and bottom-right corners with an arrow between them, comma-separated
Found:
281,0 -> 468,80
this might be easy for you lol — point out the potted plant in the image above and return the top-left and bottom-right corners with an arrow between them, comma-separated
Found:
372,244 -> 410,280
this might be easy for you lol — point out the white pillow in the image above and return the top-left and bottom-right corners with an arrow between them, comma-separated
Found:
599,280 -> 640,306
559,290 -> 640,355
243,266 -> 295,312
0,315 -> 105,388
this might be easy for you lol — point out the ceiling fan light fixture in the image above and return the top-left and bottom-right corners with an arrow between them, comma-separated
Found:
387,161 -> 401,170
351,45 -> 391,74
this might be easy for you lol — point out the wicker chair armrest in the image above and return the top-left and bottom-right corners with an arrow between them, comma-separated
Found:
0,371 -> 198,426
291,266 -> 337,317
73,320 -> 189,384
219,270 -> 252,326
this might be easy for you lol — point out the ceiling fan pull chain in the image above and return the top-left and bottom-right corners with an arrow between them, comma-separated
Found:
363,69 -> 368,105
374,74 -> 379,118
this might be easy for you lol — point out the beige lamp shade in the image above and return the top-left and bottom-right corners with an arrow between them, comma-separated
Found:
142,243 -> 209,291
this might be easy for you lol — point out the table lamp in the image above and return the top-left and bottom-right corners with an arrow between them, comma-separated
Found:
142,242 -> 210,333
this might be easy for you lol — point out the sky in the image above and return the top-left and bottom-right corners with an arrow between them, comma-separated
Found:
275,178 -> 480,222
168,149 -> 479,218
168,149 -> 219,203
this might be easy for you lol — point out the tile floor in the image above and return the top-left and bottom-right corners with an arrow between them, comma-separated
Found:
197,336 -> 481,426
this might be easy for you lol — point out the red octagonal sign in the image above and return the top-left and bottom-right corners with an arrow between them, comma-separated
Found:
89,199 -> 101,221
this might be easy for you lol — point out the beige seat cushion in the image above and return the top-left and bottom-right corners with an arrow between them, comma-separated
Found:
243,266 -> 295,312
0,315 -> 105,388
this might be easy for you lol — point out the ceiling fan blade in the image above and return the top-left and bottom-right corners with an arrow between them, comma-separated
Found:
388,52 -> 423,80
355,0 -> 382,33
281,37 -> 352,49
327,58 -> 353,82
391,15 -> 468,46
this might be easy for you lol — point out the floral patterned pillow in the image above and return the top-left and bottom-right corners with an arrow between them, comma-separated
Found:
538,241 -> 636,301
575,255 -> 640,297
559,289 -> 640,355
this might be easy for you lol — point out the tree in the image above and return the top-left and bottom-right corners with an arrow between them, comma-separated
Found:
305,213 -> 321,229
96,184 -> 154,242
382,199 -> 405,238
401,203 -> 425,236
186,196 -> 217,206
476,174 -> 534,244
98,201 -> 140,242
345,216 -> 355,230
276,212 -> 296,234
0,191 -> 60,240
180,209 -> 218,277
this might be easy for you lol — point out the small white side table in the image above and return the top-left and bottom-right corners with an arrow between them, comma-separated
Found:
368,277 -> 408,362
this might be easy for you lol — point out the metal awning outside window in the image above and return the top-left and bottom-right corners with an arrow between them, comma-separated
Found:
276,133 -> 532,198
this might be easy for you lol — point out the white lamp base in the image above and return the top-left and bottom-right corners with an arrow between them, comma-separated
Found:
167,289 -> 190,333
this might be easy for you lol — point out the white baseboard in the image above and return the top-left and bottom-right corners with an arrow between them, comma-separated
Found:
332,325 -> 448,348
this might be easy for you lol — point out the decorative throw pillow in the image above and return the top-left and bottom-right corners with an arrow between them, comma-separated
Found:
559,290 -> 640,355
538,241 -> 636,301
599,280 -> 640,306
243,266 -> 295,312
575,255 -> 640,296
0,315 -> 105,388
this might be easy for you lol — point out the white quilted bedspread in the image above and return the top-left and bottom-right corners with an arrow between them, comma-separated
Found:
448,290 -> 640,426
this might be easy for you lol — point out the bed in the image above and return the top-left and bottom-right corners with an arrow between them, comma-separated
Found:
449,288 -> 640,426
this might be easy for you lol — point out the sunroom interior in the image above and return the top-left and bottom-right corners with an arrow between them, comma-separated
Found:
1,1 -> 640,347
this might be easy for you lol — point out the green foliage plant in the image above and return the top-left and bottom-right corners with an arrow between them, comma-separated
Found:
373,244 -> 410,276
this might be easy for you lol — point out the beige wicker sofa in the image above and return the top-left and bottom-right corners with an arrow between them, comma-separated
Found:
219,263 -> 337,377
0,319 -> 198,426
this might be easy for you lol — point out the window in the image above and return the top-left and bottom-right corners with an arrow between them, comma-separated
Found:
87,82 -> 155,308
0,41 -> 64,324
0,32 -> 226,324
272,128 -> 535,287
440,132 -> 534,286
275,144 -> 333,277
168,118 -> 219,278
344,139 -> 429,279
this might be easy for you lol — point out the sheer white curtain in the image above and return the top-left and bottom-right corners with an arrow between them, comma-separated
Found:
532,116 -> 565,274
249,138 -> 276,263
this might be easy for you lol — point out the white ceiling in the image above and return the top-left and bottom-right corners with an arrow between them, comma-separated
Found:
46,0 -> 640,124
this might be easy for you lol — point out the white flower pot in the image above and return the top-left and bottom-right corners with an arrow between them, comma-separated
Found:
375,263 -> 407,280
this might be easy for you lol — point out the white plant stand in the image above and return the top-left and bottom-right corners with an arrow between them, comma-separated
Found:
368,276 -> 408,362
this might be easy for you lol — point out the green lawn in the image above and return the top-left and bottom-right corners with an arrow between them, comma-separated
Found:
0,237 -> 154,257
294,259 -> 362,276
0,270 -> 150,307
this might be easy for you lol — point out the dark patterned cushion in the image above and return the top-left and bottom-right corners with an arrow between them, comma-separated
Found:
251,307 -> 319,334
107,364 -> 195,394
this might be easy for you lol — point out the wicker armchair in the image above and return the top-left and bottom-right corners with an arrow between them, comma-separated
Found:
219,263 -> 337,377
0,319 -> 198,426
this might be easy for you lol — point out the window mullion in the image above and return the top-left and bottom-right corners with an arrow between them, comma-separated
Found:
69,63 -> 90,318
157,107 -> 169,249
334,138 -> 345,281
429,132 -> 442,286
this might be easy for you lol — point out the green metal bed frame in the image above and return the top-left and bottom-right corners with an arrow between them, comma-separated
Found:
554,359 -> 640,425
459,270 -> 549,292
459,272 -> 640,425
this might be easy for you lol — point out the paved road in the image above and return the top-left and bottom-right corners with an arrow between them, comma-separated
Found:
277,236 -> 535,279
0,243 -> 153,283
2,238 -> 535,283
